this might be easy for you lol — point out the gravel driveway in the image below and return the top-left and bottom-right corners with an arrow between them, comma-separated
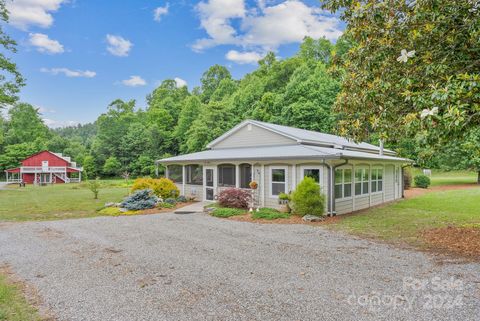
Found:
0,213 -> 478,321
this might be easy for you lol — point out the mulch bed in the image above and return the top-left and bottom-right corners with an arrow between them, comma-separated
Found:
138,202 -> 195,215
226,212 -> 340,225
422,226 -> 480,260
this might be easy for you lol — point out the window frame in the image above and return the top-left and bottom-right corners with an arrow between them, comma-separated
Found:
334,167 -> 353,200
371,167 -> 384,194
185,164 -> 203,186
301,166 -> 323,186
270,166 -> 288,198
354,167 -> 370,196
217,164 -> 236,187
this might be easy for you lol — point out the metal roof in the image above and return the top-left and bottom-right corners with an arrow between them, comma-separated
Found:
157,144 -> 410,164
207,119 -> 396,155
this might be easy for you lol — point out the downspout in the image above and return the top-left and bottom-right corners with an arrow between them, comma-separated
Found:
325,159 -> 348,216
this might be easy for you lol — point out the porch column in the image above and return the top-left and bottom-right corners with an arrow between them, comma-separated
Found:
79,171 -> 82,182
155,162 -> 159,177
165,165 -> 169,179
260,164 -> 265,207
34,172 -> 37,186
235,164 -> 240,188
49,172 -> 52,184
182,165 -> 186,196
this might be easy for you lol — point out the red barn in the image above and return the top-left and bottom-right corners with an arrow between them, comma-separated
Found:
5,151 -> 83,185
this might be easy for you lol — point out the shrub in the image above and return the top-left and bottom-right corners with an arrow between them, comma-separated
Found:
217,188 -> 252,209
98,207 -> 137,216
131,177 -> 179,199
403,169 -> 412,190
87,177 -> 101,199
252,208 -> 290,220
160,203 -> 174,209
414,174 -> 431,188
290,177 -> 326,217
211,207 -> 245,217
278,193 -> 290,201
121,189 -> 158,210
164,198 -> 177,205
176,195 -> 187,203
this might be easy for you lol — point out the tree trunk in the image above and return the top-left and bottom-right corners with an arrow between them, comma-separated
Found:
478,171 -> 480,184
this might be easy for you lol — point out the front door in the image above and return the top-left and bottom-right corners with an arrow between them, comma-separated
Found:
203,166 -> 216,201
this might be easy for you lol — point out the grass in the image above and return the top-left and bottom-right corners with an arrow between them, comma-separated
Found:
0,273 -> 40,321
210,207 -> 246,218
328,188 -> 480,245
410,168 -> 477,186
252,208 -> 290,220
0,182 -> 129,221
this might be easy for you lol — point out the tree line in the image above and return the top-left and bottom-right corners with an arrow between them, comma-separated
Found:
0,0 -> 478,181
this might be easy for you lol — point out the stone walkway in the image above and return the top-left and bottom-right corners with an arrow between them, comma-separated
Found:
174,201 -> 212,214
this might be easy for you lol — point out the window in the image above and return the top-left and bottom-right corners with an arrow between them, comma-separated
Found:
335,168 -> 352,199
355,168 -> 369,196
271,167 -> 287,197
186,165 -> 203,185
168,165 -> 183,183
218,164 -> 236,187
303,168 -> 320,184
371,168 -> 383,193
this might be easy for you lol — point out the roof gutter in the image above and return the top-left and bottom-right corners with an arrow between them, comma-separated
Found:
156,154 -> 341,164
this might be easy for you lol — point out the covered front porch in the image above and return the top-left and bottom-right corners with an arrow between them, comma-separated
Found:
164,163 -> 256,202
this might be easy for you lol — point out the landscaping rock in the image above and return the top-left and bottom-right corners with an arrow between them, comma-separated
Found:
104,202 -> 116,207
302,214 -> 325,222
119,208 -> 129,213
204,207 -> 216,213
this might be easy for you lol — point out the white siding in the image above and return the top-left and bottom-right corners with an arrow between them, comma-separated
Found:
384,165 -> 395,201
211,124 -> 295,149
176,183 -> 204,201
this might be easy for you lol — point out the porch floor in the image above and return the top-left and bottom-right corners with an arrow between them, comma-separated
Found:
174,201 -> 213,214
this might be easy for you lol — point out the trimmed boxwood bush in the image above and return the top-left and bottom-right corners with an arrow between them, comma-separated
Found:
121,189 -> 158,210
217,188 -> 252,209
414,174 -> 431,188
290,177 -> 326,217
131,178 -> 179,199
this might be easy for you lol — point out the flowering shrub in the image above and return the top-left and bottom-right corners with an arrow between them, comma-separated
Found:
131,177 -> 179,199
217,188 -> 252,209
121,189 -> 158,210
249,181 -> 258,189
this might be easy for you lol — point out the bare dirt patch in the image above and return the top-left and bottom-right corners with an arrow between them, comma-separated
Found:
0,264 -> 56,321
404,184 -> 478,199
422,226 -> 480,260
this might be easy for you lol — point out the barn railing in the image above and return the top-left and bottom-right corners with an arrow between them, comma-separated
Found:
20,166 -> 68,173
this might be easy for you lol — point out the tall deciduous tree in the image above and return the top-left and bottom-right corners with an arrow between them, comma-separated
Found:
0,0 -> 24,107
324,0 -> 480,144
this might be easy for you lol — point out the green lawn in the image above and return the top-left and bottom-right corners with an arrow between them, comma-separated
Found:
411,168 -> 478,186
328,188 -> 480,245
0,273 -> 40,321
0,183 -> 129,221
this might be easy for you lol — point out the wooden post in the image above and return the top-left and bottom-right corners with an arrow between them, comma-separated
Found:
182,165 -> 186,196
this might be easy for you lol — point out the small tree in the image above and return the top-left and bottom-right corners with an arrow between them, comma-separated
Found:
290,177 -> 326,217
88,177 -> 101,199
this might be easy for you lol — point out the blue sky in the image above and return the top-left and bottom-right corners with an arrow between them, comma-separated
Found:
5,0 -> 344,127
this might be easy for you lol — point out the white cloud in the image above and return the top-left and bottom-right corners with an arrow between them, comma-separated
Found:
106,34 -> 132,57
193,0 -> 343,55
40,67 -> 96,78
192,0 -> 246,51
154,4 -> 169,21
37,105 -> 56,113
225,50 -> 263,64
43,118 -> 79,128
28,33 -> 64,54
6,0 -> 67,30
121,75 -> 147,87
174,77 -> 187,88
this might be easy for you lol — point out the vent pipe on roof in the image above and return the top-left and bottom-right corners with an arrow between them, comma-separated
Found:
379,139 -> 384,156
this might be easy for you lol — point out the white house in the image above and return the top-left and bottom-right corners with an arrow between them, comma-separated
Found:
156,120 -> 411,215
